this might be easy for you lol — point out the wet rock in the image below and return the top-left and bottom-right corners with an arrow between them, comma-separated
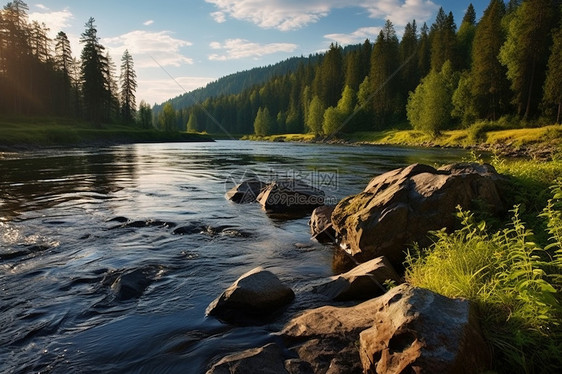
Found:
173,224 -> 205,235
332,163 -> 505,266
309,205 -> 336,243
313,256 -> 401,301
257,180 -> 325,214
206,267 -> 295,325
281,284 -> 490,374
225,179 -> 266,203
109,267 -> 159,301
206,343 -> 288,374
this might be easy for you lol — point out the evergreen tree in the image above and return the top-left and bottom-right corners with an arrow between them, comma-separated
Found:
138,100 -> 153,128
400,20 -> 419,95
307,95 -> 325,135
54,31 -> 73,115
418,23 -> 431,78
543,21 -> 562,123
457,3 -> 477,70
253,107 -> 273,136
407,61 -> 459,135
187,111 -> 199,132
369,20 -> 400,128
470,0 -> 510,120
499,0 -> 557,118
430,8 -> 458,71
120,49 -> 137,124
312,43 -> 344,107
80,17 -> 110,124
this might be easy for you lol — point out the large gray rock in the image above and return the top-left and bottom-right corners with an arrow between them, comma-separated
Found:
282,284 -> 490,374
313,256 -> 401,301
225,179 -> 265,203
206,267 -> 295,324
309,205 -> 336,243
257,180 -> 325,214
206,343 -> 288,374
332,163 -> 505,265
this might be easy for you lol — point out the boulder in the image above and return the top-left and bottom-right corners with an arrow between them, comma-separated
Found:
331,163 -> 505,265
206,267 -> 295,324
257,180 -> 325,214
313,256 -> 401,301
359,285 -> 491,374
281,284 -> 490,374
225,179 -> 266,203
309,205 -> 336,243
206,343 -> 288,374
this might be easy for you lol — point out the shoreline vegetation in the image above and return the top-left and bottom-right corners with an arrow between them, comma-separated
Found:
0,117 -> 214,152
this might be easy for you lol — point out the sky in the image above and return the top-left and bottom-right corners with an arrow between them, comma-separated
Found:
25,0 -> 491,106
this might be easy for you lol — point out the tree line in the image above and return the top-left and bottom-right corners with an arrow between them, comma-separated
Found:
0,0 -> 150,127
169,0 -> 561,136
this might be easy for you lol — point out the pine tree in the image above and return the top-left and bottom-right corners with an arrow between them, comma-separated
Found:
120,49 -> 137,124
138,100 -> 153,128
417,23 -> 431,78
312,43 -> 344,108
400,21 -> 419,94
307,96 -> 325,136
457,3 -> 477,70
80,17 -> 110,124
369,20 -> 400,129
430,8 -> 458,71
499,0 -> 557,118
187,111 -> 199,132
54,31 -> 73,115
470,0 -> 510,120
543,22 -> 562,123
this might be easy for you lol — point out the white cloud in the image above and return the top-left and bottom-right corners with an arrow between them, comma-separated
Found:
211,11 -> 227,23
208,38 -> 297,61
102,30 -> 194,68
205,0 -> 437,30
325,26 -> 381,45
28,7 -> 73,37
137,77 -> 216,105
143,20 -> 154,26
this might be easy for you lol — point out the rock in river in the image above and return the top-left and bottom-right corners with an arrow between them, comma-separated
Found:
225,178 -> 266,204
206,267 -> 295,325
257,180 -> 325,214
331,163 -> 505,266
309,205 -> 336,243
281,284 -> 490,374
206,343 -> 288,374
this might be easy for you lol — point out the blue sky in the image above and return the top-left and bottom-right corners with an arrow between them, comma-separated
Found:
26,0 -> 490,105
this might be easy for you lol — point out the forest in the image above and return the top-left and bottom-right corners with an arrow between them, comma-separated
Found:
160,0 -> 562,138
0,0 -> 150,127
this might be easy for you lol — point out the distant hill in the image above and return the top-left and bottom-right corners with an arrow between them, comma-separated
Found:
153,54 -> 323,114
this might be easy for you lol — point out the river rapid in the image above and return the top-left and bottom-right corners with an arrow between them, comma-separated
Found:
0,140 -> 470,373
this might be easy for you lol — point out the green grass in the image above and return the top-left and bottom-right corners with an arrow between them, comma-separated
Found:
405,163 -> 562,373
0,116 -> 213,149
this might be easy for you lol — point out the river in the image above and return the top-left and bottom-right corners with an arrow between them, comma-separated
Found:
0,140 -> 471,373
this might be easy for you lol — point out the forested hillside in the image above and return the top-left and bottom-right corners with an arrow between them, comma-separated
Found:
0,0 -> 148,127
160,0 -> 562,137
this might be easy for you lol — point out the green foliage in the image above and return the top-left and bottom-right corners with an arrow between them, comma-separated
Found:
406,204 -> 561,373
137,100 -> 153,128
543,21 -> 562,124
407,61 -> 459,136
186,111 -> 198,133
159,102 -> 176,132
452,71 -> 478,127
306,96 -> 325,136
253,107 -> 273,136
322,106 -> 343,136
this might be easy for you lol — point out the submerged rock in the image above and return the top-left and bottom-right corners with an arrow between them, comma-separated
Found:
109,267 -> 161,301
331,163 -> 505,266
206,343 -> 288,374
225,179 -> 266,204
313,256 -> 401,301
281,284 -> 490,374
206,267 -> 295,325
257,180 -> 325,214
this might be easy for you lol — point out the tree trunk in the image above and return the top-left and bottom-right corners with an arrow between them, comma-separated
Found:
524,55 -> 537,120
557,102 -> 561,124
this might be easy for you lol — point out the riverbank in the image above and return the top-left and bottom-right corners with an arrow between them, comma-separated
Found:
242,125 -> 562,160
0,116 -> 214,151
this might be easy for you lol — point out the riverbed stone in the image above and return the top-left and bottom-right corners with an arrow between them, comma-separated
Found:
225,178 -> 266,203
309,205 -> 336,243
313,256 -> 401,301
257,180 -> 325,214
206,343 -> 288,374
281,284 -> 490,374
331,163 -> 505,266
206,267 -> 295,324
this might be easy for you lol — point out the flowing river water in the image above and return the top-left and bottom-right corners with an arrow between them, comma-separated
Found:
0,140 -> 471,373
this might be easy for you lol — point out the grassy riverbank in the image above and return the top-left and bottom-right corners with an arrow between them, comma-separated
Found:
243,125 -> 562,159
0,116 -> 213,150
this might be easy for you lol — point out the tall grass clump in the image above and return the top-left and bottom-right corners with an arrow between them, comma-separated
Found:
405,197 -> 561,372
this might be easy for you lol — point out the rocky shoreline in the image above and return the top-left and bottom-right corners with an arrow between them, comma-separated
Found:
206,162 -> 506,373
